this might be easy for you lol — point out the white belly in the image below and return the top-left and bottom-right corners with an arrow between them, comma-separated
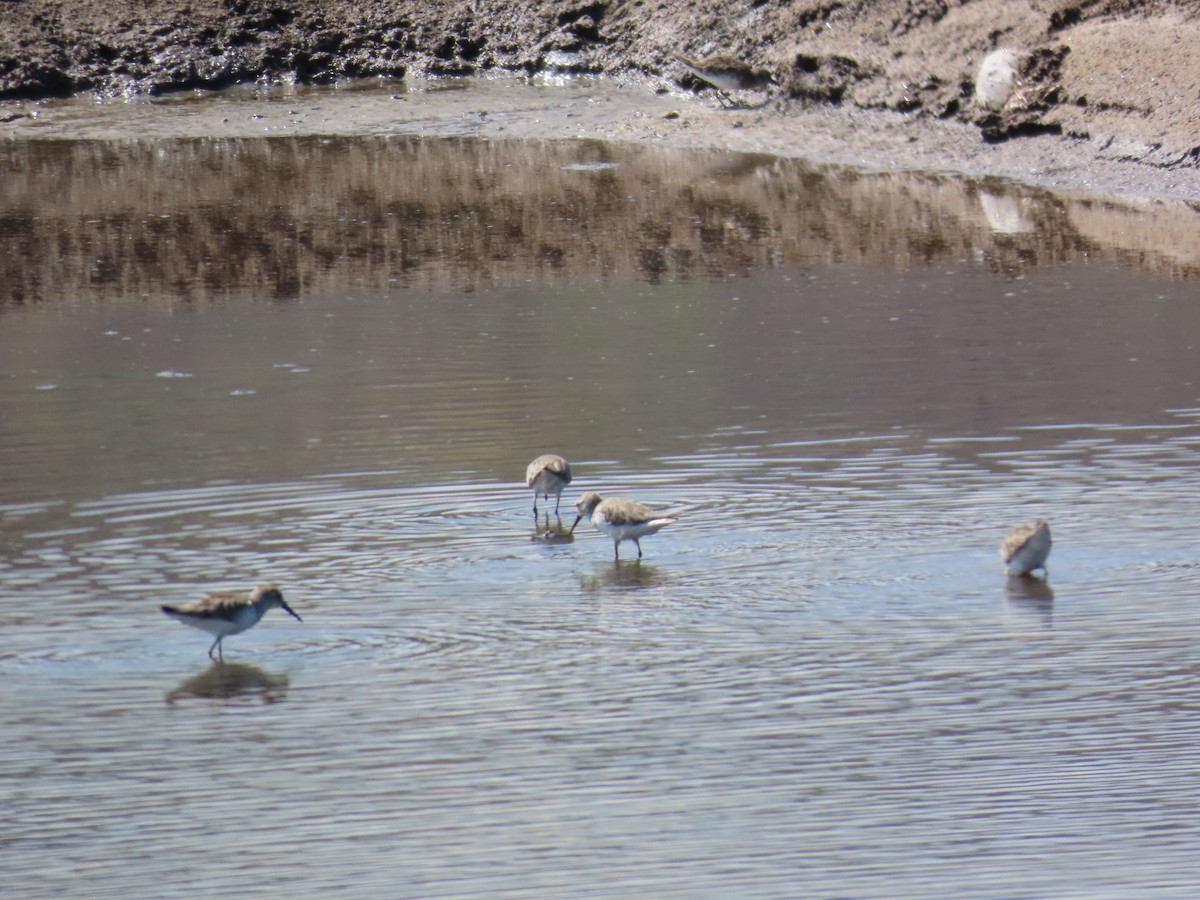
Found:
168,605 -> 262,638
530,471 -> 566,497
594,516 -> 671,543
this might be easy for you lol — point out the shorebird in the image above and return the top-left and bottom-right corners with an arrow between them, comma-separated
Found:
571,491 -> 678,560
672,52 -> 776,107
975,48 -> 1024,111
161,583 -> 302,661
526,453 -> 572,518
1000,520 -> 1052,577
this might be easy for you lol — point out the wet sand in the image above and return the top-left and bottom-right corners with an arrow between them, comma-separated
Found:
8,73 -> 1200,208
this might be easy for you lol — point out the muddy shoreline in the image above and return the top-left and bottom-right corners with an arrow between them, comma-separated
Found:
3,2 -> 1200,202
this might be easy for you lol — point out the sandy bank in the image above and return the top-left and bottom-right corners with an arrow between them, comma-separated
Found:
2,2 -> 1199,202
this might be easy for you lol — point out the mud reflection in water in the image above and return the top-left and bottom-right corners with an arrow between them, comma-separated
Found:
3,135 -> 1200,307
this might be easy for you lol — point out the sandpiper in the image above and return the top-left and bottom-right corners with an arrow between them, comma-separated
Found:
571,491 -> 678,560
161,583 -> 302,661
974,48 -> 1023,111
1000,520 -> 1052,577
673,52 -> 776,107
526,453 -> 572,518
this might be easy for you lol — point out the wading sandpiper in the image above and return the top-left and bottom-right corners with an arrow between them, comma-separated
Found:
571,491 -> 678,560
526,453 -> 572,518
162,583 -> 302,661
1000,520 -> 1052,577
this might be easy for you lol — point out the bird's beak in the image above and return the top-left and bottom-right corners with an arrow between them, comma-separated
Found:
280,600 -> 303,622
569,514 -> 582,534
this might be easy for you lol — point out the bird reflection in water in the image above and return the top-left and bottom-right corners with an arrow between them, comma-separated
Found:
1004,574 -> 1055,633
531,518 -> 575,544
578,561 -> 669,592
165,661 -> 290,706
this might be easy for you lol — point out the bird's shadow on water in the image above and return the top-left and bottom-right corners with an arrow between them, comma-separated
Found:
1004,574 -> 1055,630
577,560 -> 669,592
165,661 -> 290,705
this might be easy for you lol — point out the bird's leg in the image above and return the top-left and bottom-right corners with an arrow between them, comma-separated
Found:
553,494 -> 562,516
613,541 -> 621,560
636,539 -> 643,559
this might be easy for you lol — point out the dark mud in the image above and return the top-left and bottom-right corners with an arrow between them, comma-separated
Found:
2,1 -> 1200,198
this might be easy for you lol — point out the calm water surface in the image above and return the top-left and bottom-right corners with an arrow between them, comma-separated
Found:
2,107 -> 1200,897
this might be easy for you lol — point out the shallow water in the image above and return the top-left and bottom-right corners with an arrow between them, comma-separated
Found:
3,94 -> 1200,897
